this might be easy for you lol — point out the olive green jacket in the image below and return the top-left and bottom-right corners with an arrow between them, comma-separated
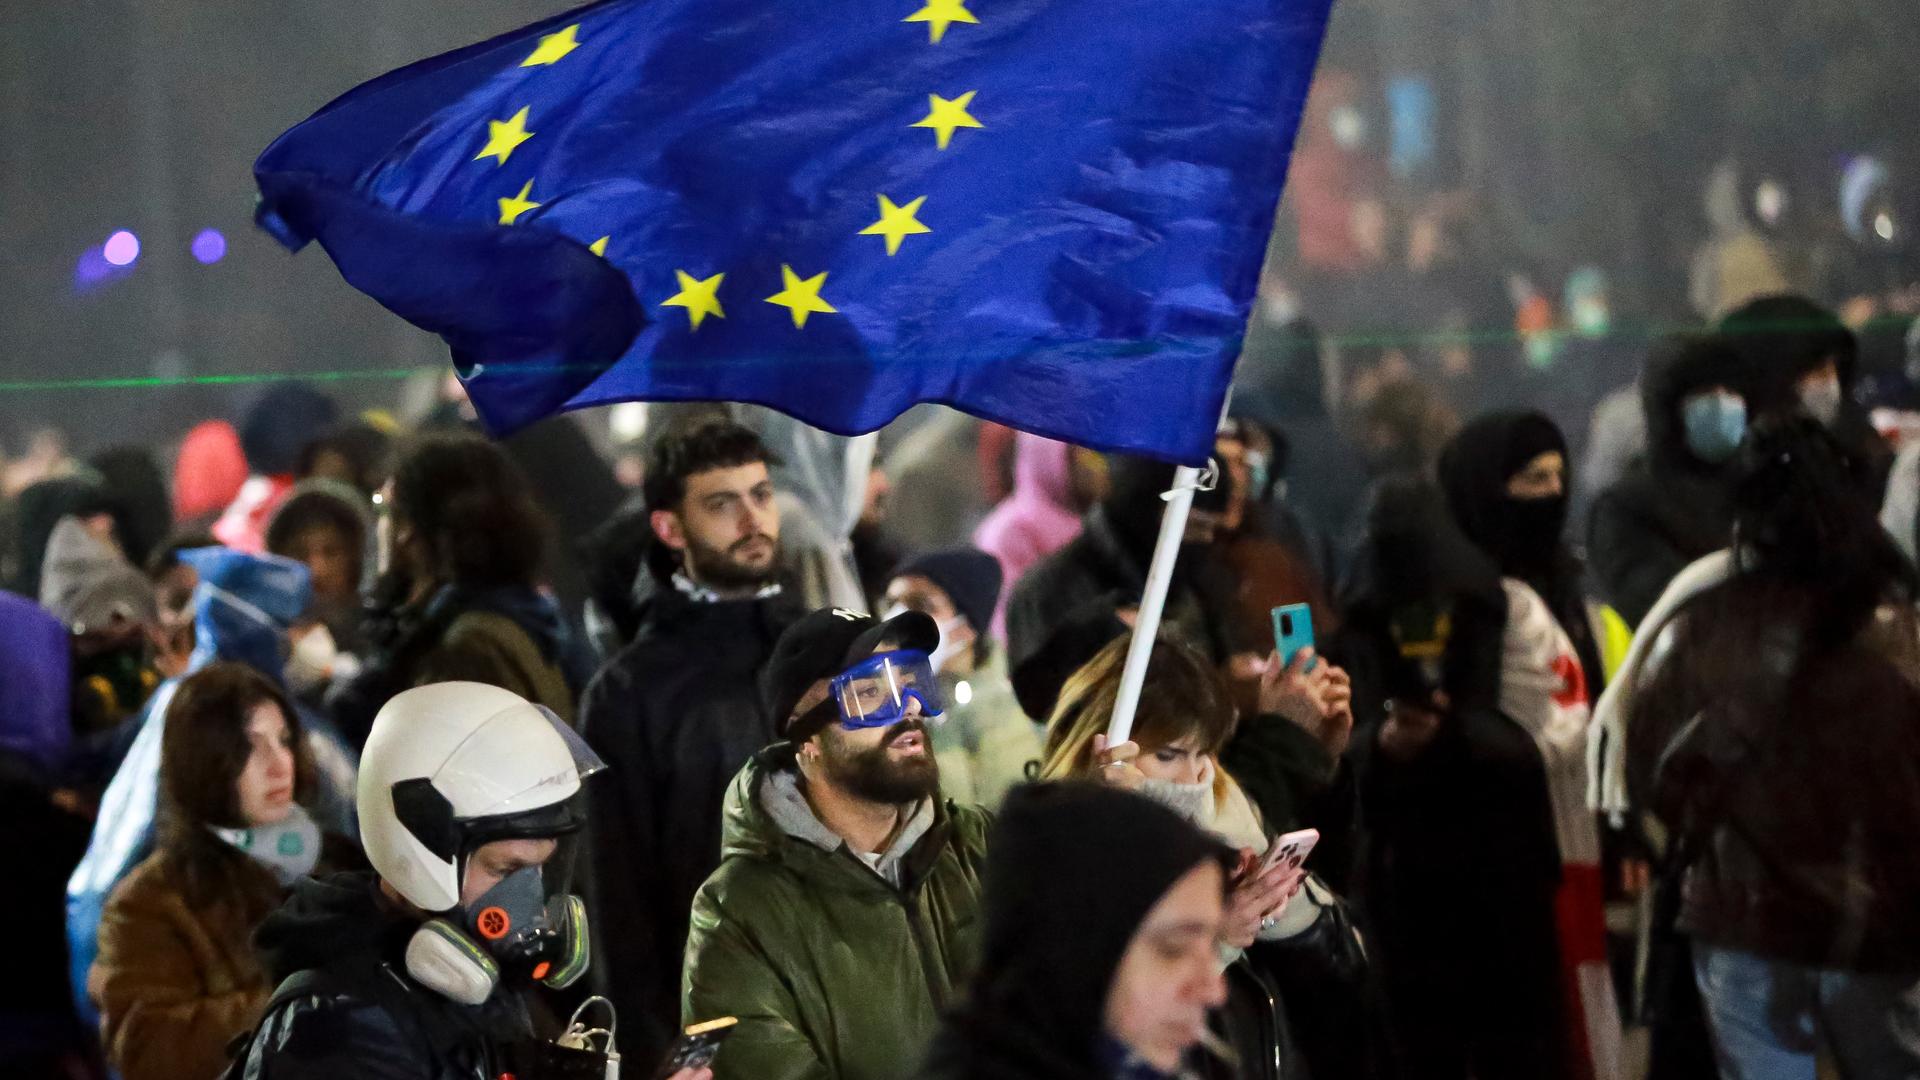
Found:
682,746 -> 992,1080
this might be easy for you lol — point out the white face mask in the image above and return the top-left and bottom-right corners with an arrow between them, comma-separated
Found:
883,605 -> 974,675
211,803 -> 321,886
1799,376 -> 1843,427
285,624 -> 338,696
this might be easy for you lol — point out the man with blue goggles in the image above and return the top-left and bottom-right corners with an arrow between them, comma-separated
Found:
830,648 -> 946,730
680,607 -> 991,1079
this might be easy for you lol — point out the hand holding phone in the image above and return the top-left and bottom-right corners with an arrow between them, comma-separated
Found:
655,1017 -> 737,1079
1271,604 -> 1317,672
1223,829 -> 1319,949
1259,827 -> 1320,877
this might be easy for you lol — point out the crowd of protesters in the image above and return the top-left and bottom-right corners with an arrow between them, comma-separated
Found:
5,277 -> 1920,1080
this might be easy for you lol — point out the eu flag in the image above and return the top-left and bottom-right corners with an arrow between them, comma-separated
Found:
257,0 -> 1331,465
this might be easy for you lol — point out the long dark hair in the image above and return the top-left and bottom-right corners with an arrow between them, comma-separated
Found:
1732,416 -> 1917,647
156,662 -> 314,910
390,434 -> 548,590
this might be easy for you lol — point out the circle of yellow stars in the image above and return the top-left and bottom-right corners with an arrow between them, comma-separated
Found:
478,3 -> 984,333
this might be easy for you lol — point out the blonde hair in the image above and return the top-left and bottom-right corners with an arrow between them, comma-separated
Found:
1038,635 -> 1237,781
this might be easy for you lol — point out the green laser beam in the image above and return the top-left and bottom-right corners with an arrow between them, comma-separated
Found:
0,314 -> 1908,394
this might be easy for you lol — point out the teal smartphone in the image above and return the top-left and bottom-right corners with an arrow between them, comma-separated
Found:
1271,603 -> 1317,671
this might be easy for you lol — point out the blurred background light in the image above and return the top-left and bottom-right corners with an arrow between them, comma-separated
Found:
103,229 -> 140,266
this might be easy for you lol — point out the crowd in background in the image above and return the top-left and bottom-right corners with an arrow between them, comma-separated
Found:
5,257 -> 1920,1079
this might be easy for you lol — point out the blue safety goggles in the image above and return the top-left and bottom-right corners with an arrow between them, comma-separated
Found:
828,650 -> 945,730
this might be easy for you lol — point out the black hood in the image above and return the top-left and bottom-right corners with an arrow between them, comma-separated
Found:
5,474 -> 111,597
1437,411 -> 1568,577
1642,335 -> 1749,472
928,783 -> 1232,1080
1718,295 -> 1859,417
1340,477 -> 1506,709
256,871 -> 414,983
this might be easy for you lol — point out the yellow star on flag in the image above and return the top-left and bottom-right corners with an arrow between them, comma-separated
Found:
860,195 -> 932,256
912,92 -> 982,150
475,107 -> 535,166
662,270 -> 726,330
589,236 -> 610,257
497,180 -> 541,225
522,24 -> 580,67
903,0 -> 979,44
765,265 -> 837,329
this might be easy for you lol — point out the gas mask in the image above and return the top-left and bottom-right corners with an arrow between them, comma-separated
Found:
405,865 -> 591,1007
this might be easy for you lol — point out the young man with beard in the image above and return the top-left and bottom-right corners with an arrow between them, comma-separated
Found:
578,420 -> 804,1062
681,607 -> 993,1080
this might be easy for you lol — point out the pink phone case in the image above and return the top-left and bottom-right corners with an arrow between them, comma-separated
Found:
1258,827 -> 1320,875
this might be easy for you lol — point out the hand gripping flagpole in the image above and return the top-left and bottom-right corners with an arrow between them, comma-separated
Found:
1105,389 -> 1233,746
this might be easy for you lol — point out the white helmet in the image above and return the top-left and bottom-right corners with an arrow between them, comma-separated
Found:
358,682 -> 603,912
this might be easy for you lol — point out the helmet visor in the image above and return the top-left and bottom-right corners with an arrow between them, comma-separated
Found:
830,650 -> 945,730
434,703 -> 606,824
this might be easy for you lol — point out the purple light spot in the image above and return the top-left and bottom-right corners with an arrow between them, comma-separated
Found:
74,246 -> 115,289
103,230 -> 140,266
191,228 -> 227,264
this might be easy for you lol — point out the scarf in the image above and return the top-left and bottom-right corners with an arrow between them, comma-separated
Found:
1500,579 -> 1623,1080
210,803 -> 322,886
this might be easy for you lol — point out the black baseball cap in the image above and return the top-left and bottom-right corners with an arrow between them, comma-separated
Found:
761,607 -> 941,739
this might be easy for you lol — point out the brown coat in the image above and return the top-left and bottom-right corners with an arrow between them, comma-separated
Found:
90,854 -> 280,1080
1629,587 -> 1920,973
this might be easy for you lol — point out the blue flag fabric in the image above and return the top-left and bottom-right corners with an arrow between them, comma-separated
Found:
257,0 -> 1331,464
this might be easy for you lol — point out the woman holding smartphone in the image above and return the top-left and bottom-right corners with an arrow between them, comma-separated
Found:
1038,636 -> 1387,1080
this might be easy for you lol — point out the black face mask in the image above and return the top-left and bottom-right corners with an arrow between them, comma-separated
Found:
1488,494 -> 1568,575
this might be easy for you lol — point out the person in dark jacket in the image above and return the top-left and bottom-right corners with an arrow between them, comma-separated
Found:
917,782 -> 1235,1080
1337,477 -> 1575,1080
1434,411 -> 1621,1078
681,607 -> 991,1080
233,681 -> 711,1080
1589,336 -> 1750,627
1007,455 -> 1245,720
1719,294 -> 1894,501
325,434 -> 585,748
578,420 -> 802,1062
0,592 -> 97,1079
91,663 -> 353,1080
1625,418 -> 1920,1077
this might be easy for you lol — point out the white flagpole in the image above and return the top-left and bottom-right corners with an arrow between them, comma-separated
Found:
1104,462 -> 1204,745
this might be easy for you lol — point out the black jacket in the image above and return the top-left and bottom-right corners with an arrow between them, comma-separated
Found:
233,872 -> 532,1080
1588,340 -> 1743,628
1336,479 -> 1571,1077
577,566 -> 801,1062
1006,505 -> 1241,719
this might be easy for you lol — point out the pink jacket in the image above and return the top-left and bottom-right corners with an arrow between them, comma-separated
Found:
973,433 -> 1084,638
